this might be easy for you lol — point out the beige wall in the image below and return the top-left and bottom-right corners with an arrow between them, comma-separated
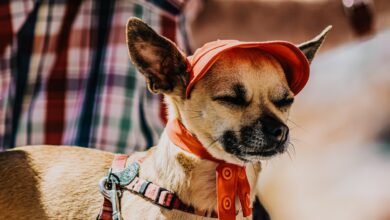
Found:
187,0 -> 390,51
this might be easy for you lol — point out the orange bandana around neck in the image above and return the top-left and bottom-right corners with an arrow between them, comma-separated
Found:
166,119 -> 252,220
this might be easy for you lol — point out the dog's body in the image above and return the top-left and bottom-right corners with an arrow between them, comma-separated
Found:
0,146 -> 113,219
0,141 -> 259,219
0,18 -> 328,219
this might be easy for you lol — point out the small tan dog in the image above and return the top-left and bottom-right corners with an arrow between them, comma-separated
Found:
0,18 -> 328,220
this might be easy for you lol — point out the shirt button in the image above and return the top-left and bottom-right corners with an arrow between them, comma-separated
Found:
222,167 -> 233,180
222,197 -> 232,210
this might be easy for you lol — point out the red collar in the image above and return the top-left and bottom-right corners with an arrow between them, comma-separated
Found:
166,119 -> 252,220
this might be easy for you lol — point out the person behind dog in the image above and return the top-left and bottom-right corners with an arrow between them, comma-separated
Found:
0,0 -> 192,153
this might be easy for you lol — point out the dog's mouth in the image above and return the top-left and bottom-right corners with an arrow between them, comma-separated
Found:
224,143 -> 288,162
234,144 -> 287,162
219,128 -> 289,162
245,149 -> 281,157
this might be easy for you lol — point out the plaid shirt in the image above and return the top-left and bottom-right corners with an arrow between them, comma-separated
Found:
0,0 -> 191,152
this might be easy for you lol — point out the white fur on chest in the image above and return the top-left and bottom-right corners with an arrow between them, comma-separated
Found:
120,132 -> 260,219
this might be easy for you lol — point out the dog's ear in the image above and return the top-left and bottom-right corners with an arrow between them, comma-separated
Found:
298,26 -> 332,64
126,17 -> 188,95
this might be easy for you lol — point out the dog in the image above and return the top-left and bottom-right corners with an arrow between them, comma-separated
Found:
0,18 -> 329,219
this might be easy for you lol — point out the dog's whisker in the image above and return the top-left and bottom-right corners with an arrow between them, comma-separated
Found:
287,118 -> 312,134
290,138 -> 302,143
287,118 -> 303,128
182,110 -> 203,113
289,137 -> 308,146
287,142 -> 296,156
188,115 -> 203,119
203,138 -> 220,151
285,148 -> 294,161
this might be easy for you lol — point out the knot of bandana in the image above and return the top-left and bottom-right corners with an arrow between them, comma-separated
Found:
166,119 -> 252,220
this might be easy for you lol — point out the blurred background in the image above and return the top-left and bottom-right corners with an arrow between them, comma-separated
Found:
1,0 -> 389,219
258,30 -> 390,220
184,0 -> 390,219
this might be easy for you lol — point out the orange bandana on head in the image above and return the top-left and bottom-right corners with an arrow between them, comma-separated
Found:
186,40 -> 310,97
167,40 -> 310,220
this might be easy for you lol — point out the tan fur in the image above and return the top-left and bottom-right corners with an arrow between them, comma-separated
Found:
0,146 -> 114,219
176,152 -> 197,175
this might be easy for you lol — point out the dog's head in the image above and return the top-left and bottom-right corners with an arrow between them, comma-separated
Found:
126,18 -> 329,164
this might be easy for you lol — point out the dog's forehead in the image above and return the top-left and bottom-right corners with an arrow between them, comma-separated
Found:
199,48 -> 289,94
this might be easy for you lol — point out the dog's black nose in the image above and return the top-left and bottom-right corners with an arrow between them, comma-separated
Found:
261,116 -> 288,143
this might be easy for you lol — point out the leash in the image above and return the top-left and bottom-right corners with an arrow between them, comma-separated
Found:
97,153 -> 219,220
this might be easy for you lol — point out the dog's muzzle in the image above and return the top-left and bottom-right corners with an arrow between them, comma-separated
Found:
220,116 -> 289,160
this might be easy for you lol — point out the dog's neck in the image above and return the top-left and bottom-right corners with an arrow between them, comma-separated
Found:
142,130 -> 220,211
140,98 -> 259,215
137,96 -> 260,214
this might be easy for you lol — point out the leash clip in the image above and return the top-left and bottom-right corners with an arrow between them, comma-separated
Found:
98,171 -> 122,220
110,179 -> 122,220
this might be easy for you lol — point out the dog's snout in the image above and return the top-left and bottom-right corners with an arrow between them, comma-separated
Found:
262,116 -> 288,143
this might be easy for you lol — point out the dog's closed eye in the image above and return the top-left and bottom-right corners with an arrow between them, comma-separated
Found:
212,84 -> 250,107
212,95 -> 249,106
274,97 -> 294,108
271,89 -> 294,109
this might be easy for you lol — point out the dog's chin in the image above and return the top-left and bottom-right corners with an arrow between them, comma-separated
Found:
235,148 -> 284,163
224,142 -> 289,163
198,135 -> 289,165
201,143 -> 288,165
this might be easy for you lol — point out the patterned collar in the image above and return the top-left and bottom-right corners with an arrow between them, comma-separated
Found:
97,154 -> 220,219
